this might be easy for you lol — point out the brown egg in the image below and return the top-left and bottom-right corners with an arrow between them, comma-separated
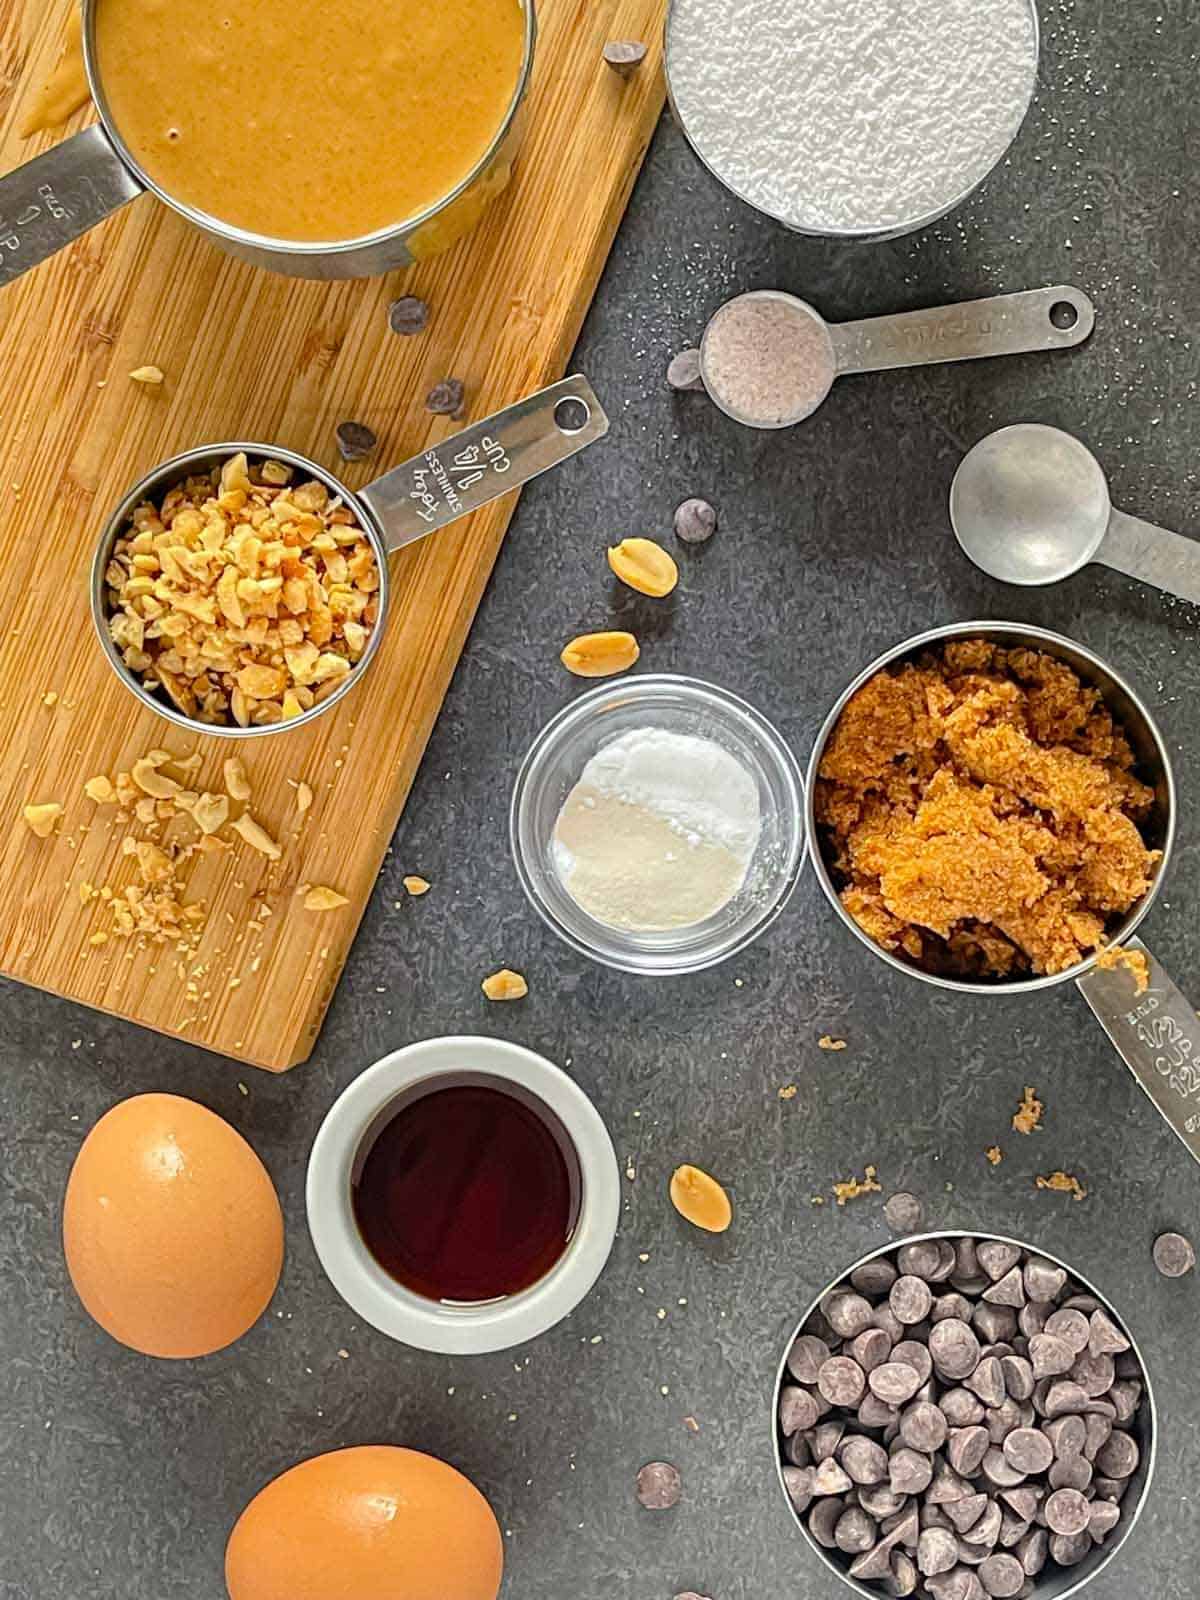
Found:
63,1092 -> 283,1358
225,1446 -> 503,1600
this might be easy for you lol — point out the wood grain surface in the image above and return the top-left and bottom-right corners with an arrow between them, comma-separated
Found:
0,0 -> 665,1069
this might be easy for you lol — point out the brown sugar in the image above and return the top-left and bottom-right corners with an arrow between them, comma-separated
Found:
1012,1085 -> 1044,1136
832,1165 -> 881,1206
816,642 -> 1160,980
1094,943 -> 1150,994
985,1145 -> 1004,1166
1036,1170 -> 1087,1202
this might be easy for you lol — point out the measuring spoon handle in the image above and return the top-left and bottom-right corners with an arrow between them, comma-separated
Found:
1077,939 -> 1200,1167
828,286 -> 1094,376
362,376 -> 609,554
1093,506 -> 1200,607
0,124 -> 142,288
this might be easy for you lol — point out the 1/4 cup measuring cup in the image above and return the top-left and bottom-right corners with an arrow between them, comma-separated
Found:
694,286 -> 1094,428
91,376 -> 607,737
0,0 -> 534,284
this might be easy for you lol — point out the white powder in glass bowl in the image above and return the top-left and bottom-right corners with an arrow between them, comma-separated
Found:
666,0 -> 1038,233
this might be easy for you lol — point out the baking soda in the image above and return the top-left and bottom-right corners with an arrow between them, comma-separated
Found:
667,0 -> 1038,231
702,293 -> 835,426
552,727 -> 760,932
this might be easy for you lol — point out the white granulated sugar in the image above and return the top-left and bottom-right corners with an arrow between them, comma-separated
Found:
552,727 -> 761,932
667,0 -> 1038,230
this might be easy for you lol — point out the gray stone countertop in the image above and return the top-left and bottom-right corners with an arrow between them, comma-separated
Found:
2,2 -> 1200,1596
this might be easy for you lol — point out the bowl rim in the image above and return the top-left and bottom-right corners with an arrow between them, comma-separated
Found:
508,673 -> 807,975
770,1227 -> 1158,1600
305,1036 -> 620,1354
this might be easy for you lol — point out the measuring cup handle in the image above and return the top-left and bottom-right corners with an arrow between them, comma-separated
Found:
0,124 -> 142,289
1076,937 -> 1200,1167
361,375 -> 609,554
1093,507 -> 1200,607
827,286 -> 1095,376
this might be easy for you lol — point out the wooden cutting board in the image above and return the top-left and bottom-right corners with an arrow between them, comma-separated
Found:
0,0 -> 665,1070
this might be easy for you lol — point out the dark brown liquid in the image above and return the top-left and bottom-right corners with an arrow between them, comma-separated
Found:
352,1082 -> 578,1303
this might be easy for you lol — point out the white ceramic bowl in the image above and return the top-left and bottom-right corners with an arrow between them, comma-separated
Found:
306,1036 -> 620,1354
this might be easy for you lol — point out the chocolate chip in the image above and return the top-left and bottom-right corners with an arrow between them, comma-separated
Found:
1042,1414 -> 1086,1458
335,420 -> 377,461
898,1241 -> 943,1281
1093,1475 -> 1130,1503
944,1493 -> 990,1534
827,1292 -> 876,1338
1153,1230 -> 1195,1278
1015,1526 -> 1047,1576
861,1482 -> 907,1519
836,1506 -> 879,1553
918,1527 -> 959,1576
965,1357 -> 1005,1408
602,38 -> 647,74
881,1504 -> 920,1549
1069,1348 -> 1114,1398
998,1509 -> 1030,1549
787,1333 -> 831,1385
973,1304 -> 1018,1344
928,1457 -> 971,1505
1022,1257 -> 1067,1302
859,1393 -> 901,1429
1044,1486 -> 1090,1535
1044,1308 -> 1090,1353
926,1570 -> 982,1600
809,1496 -> 843,1547
977,1242 -> 1021,1282
636,1460 -> 681,1509
890,1275 -> 933,1325
812,1420 -> 845,1460
889,1447 -> 933,1497
870,1362 -> 925,1407
1002,1429 -> 1052,1476
891,1340 -> 933,1384
980,1447 -> 1025,1489
982,1267 -> 1026,1308
850,1328 -> 894,1374
890,1549 -> 919,1596
1088,1308 -> 1130,1357
1087,1499 -> 1121,1542
934,1293 -> 975,1325
666,349 -> 705,392
961,1501 -> 1001,1548
947,1426 -> 990,1476
941,1388 -> 986,1427
999,1357 -> 1034,1402
819,1355 -> 867,1407
930,1320 -> 982,1380
901,1401 -> 948,1454
1109,1378 -> 1142,1423
813,1456 -> 854,1496
784,1430 -> 811,1467
930,1240 -> 959,1282
779,1385 -> 821,1435
1043,1381 -> 1089,1418
1062,1293 -> 1100,1314
1000,1486 -> 1040,1520
1018,1301 -> 1050,1339
842,1435 -> 890,1485
873,1303 -> 907,1343
425,377 -> 465,417
984,1398 -> 1023,1444
1083,1412 -> 1113,1461
1029,1334 -> 1075,1380
978,1552 -> 1025,1597
849,1540 -> 894,1582
673,497 -> 717,543
1048,1530 -> 1091,1567
783,1464 -> 814,1512
1094,1430 -> 1139,1479
387,295 -> 429,336
853,1257 -> 900,1296
1048,1454 -> 1092,1493
884,1192 -> 925,1233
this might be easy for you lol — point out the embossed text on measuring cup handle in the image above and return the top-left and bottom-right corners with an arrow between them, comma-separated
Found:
1077,937 -> 1200,1167
362,375 -> 610,554
829,286 -> 1095,376
0,124 -> 142,289
1093,507 -> 1200,608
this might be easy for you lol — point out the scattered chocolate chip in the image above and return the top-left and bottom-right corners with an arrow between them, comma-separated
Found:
783,1430 -> 811,1467
1044,1487 -> 1090,1536
673,496 -> 717,543
891,1549 -> 919,1596
335,419 -> 377,461
884,1192 -> 924,1233
387,295 -> 429,336
666,348 -> 704,392
980,1446 -> 1025,1489
837,1506 -> 879,1554
812,1420 -> 845,1460
603,38 -> 647,75
933,1293 -> 974,1325
900,1401 -> 948,1454
1152,1230 -> 1195,1278
636,1460 -> 681,1509
425,377 -> 465,417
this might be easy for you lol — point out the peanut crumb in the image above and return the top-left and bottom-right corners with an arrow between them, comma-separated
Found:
778,1083 -> 798,1100
304,885 -> 349,912
1095,943 -> 1150,994
296,781 -> 313,814
1036,1170 -> 1087,1202
683,1416 -> 700,1433
224,757 -> 252,803
810,1194 -> 826,1206
832,1164 -> 881,1206
128,365 -> 164,384
230,812 -> 281,860
985,1145 -> 1004,1166
42,691 -> 58,707
1013,1085 -> 1044,1135
819,1035 -> 847,1051
22,802 -> 62,838
482,968 -> 528,1001
403,874 -> 431,896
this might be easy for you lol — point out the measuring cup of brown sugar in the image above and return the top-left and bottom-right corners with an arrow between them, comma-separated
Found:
0,0 -> 534,284
90,375 -> 607,737
806,620 -> 1200,1170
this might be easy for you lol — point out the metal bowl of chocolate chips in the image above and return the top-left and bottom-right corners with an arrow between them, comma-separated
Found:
772,1232 -> 1155,1600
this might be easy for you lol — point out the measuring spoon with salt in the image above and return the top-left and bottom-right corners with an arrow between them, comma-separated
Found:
951,422 -> 1200,604
688,286 -> 1093,429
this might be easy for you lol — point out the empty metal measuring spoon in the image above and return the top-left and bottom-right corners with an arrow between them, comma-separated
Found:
694,285 -> 1094,429
951,422 -> 1200,604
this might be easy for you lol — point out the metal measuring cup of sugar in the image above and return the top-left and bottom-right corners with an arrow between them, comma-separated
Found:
0,0 -> 534,284
694,286 -> 1094,429
805,619 -> 1200,1169
89,375 -> 607,739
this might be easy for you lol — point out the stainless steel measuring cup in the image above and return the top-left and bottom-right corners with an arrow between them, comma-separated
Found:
90,375 -> 607,737
0,0 -> 534,284
773,1230 -> 1157,1600
805,620 -> 1200,1168
951,422 -> 1200,604
696,287 -> 1094,429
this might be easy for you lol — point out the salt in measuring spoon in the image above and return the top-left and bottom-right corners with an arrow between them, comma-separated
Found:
951,422 -> 1200,605
695,286 -> 1094,429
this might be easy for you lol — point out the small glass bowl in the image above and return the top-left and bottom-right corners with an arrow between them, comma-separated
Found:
510,674 -> 805,975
